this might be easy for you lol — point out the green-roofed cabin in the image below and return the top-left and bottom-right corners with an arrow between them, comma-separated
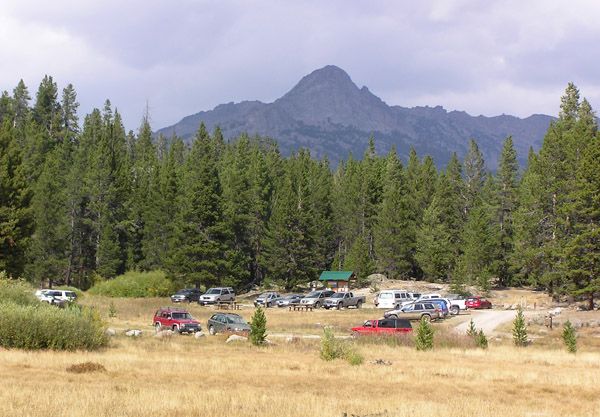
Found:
319,271 -> 355,292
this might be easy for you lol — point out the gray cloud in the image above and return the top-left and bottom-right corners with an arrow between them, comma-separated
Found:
1,0 -> 599,130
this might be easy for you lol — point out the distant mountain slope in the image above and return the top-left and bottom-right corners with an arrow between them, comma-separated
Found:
157,65 -> 554,167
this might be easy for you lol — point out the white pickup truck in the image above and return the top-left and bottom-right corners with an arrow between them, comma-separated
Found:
418,293 -> 468,315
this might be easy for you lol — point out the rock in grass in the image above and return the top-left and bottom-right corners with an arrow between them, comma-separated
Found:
226,334 -> 247,343
125,329 -> 142,337
154,330 -> 174,338
194,331 -> 205,339
105,328 -> 116,337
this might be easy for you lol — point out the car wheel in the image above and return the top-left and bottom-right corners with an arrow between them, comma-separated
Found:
395,304 -> 400,310
267,302 -> 272,308
155,323 -> 161,332
422,314 -> 431,322
388,314 -> 398,319
451,306 -> 460,315
172,325 -> 179,333
209,325 -> 216,335
336,303 -> 342,310
314,302 -> 321,309
356,301 -> 362,309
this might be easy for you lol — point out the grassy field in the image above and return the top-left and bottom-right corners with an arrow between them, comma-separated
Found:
2,296 -> 600,417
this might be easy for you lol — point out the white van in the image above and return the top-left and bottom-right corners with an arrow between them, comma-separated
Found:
375,290 -> 413,309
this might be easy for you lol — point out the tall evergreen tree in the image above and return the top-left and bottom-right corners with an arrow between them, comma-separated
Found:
374,148 -> 415,278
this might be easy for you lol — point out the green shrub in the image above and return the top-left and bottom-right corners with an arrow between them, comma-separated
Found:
320,328 -> 364,365
88,270 -> 175,297
0,276 -> 37,306
415,317 -> 434,351
512,307 -> 528,347
249,306 -> 267,346
562,320 -> 577,353
0,302 -> 108,350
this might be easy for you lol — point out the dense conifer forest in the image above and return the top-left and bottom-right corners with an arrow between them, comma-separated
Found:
0,78 -> 598,305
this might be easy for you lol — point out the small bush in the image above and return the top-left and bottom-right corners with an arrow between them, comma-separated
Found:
320,327 -> 345,361
512,307 -> 528,347
355,333 -> 414,348
321,328 -> 364,365
66,362 -> 106,374
88,270 -> 175,298
415,317 -> 434,351
249,306 -> 267,346
0,302 -> 108,350
562,320 -> 577,353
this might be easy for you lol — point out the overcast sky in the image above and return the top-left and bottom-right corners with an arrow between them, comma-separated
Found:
1,0 -> 599,131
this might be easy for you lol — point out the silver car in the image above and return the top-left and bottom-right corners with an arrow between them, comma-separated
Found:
384,302 -> 442,322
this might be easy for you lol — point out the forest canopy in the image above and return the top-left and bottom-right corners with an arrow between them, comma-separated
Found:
0,78 -> 598,305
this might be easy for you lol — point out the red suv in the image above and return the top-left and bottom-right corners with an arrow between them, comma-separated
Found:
153,307 -> 202,334
351,318 -> 413,336
465,297 -> 492,309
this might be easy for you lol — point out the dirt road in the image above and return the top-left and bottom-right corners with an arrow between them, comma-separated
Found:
454,310 -> 517,335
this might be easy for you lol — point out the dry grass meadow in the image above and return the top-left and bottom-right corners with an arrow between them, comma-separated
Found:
2,295 -> 600,417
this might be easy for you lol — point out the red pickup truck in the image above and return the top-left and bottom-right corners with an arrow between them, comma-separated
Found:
351,318 -> 413,336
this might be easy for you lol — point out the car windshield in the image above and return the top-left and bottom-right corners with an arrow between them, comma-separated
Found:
331,293 -> 345,298
306,292 -> 321,297
226,315 -> 246,324
206,289 -> 220,295
66,292 -> 77,298
284,295 -> 298,299
258,294 -> 272,299
171,313 -> 192,319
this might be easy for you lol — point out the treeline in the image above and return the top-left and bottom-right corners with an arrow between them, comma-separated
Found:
0,78 -> 598,304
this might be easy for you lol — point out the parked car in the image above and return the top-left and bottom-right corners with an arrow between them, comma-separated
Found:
170,288 -> 201,303
417,294 -> 466,316
198,287 -> 235,305
447,294 -> 469,314
254,292 -> 282,308
300,290 -> 335,308
351,318 -> 413,336
383,302 -> 442,322
35,289 -> 77,305
424,298 -> 450,317
375,289 -> 414,309
276,294 -> 304,307
466,297 -> 492,309
207,313 -> 251,335
153,307 -> 202,334
323,292 -> 365,309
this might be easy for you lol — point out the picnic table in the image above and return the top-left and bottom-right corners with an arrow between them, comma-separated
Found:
288,304 -> 313,312
215,301 -> 241,310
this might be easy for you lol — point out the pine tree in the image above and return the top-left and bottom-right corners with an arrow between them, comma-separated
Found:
374,148 -> 415,278
0,120 -> 33,277
168,123 -> 236,288
463,139 -> 486,215
512,307 -> 528,347
249,306 -> 268,346
27,143 -> 70,285
415,316 -> 434,351
466,318 -> 477,337
12,80 -> 31,135
475,329 -> 488,349
561,320 -> 577,353
496,137 -> 519,286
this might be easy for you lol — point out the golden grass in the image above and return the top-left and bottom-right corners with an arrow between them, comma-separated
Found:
2,296 -> 599,417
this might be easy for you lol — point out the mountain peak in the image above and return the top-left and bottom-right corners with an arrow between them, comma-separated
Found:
283,65 -> 357,98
